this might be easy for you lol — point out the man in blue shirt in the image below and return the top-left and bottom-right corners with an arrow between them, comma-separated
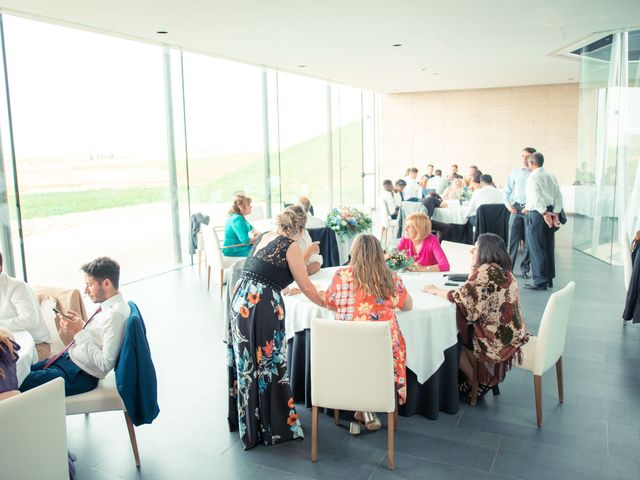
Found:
504,147 -> 535,278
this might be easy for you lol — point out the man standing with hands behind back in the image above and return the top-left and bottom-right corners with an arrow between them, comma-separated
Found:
523,152 -> 563,291
20,257 -> 130,396
504,147 -> 535,278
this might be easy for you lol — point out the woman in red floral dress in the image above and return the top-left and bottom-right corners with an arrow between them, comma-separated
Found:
324,234 -> 413,429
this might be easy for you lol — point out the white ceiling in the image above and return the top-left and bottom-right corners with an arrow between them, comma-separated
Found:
0,0 -> 639,93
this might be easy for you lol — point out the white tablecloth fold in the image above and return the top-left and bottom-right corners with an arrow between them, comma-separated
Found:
14,330 -> 38,386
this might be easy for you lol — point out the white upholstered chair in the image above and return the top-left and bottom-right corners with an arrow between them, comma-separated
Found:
441,240 -> 473,274
401,200 -> 420,217
65,371 -> 141,467
201,225 -> 244,297
378,198 -> 398,247
0,378 -> 69,479
310,317 -> 398,470
517,281 -> 576,427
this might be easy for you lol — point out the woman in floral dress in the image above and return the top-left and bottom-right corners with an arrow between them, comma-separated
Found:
227,206 -> 325,449
324,234 -> 413,430
424,233 -> 530,398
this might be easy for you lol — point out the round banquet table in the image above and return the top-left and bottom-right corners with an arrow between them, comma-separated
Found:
283,266 -> 461,419
431,204 -> 471,225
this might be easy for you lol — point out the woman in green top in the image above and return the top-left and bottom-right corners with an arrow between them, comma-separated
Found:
224,195 -> 258,257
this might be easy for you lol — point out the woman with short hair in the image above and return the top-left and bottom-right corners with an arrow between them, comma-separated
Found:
227,206 -> 325,449
398,212 -> 450,272
324,234 -> 413,430
424,233 -> 530,398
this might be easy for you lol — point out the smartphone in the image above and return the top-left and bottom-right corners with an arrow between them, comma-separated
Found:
52,307 -> 67,317
444,282 -> 459,287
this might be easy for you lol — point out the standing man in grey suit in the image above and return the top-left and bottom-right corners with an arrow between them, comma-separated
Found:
523,152 -> 563,290
504,147 -> 535,278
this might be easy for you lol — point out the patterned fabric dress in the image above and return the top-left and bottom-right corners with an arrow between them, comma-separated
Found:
227,235 -> 303,450
447,263 -> 530,385
324,266 -> 409,405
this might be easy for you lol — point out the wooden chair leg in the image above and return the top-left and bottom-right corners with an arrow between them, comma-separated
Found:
206,266 -> 211,291
555,357 -> 564,403
469,356 -> 479,406
220,269 -> 224,299
311,405 -> 319,462
387,411 -> 395,470
334,409 -> 340,426
534,374 -> 543,427
197,249 -> 202,274
124,411 -> 141,468
394,396 -> 398,431
381,227 -> 387,246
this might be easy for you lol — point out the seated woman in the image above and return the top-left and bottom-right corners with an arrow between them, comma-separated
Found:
223,194 -> 258,257
324,234 -> 413,431
0,328 -> 19,401
423,233 -> 530,399
398,212 -> 450,272
442,178 -> 465,200
468,170 -> 482,191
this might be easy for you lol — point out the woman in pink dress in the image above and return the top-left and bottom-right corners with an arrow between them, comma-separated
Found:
398,212 -> 450,272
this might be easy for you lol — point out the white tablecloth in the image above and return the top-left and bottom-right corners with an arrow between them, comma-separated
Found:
13,331 -> 38,386
283,267 -> 458,384
432,204 -> 471,225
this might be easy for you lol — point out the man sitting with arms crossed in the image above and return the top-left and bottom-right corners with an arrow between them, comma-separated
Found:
20,257 -> 130,396
0,251 -> 51,360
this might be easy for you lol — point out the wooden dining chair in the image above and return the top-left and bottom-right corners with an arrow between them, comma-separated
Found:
310,317 -> 398,470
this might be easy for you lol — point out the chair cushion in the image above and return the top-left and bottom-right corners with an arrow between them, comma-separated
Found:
65,372 -> 124,415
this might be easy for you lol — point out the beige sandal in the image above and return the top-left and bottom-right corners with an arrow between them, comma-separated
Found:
354,411 -> 382,431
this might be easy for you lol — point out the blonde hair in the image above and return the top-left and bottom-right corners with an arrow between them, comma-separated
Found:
0,332 -> 15,380
277,205 -> 307,238
405,212 -> 432,240
350,234 -> 396,300
229,194 -> 252,216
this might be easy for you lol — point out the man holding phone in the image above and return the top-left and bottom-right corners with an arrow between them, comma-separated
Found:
20,257 -> 130,396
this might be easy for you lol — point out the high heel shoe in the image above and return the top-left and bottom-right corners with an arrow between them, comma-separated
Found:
354,411 -> 382,431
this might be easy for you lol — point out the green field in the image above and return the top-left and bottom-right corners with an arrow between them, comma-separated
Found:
15,122 -> 364,220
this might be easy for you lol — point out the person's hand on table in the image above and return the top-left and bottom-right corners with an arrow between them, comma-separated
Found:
59,309 -> 83,336
422,284 -> 440,295
283,287 -> 301,296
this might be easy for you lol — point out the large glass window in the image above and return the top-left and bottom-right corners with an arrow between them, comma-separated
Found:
3,16 -> 175,285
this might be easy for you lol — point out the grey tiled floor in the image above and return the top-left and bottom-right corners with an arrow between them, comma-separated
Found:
67,222 -> 640,479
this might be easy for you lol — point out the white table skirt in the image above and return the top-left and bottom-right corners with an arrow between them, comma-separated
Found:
431,204 -> 471,225
14,330 -> 38,386
284,267 -> 458,384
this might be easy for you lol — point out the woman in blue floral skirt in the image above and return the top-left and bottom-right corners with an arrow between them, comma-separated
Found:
227,206 -> 325,449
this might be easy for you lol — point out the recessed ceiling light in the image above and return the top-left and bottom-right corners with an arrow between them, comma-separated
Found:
156,30 -> 168,34
392,43 -> 403,47
432,72 -> 439,76
421,67 -> 427,72
298,65 -> 306,68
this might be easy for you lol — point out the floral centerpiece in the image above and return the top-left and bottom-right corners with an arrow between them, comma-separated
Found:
457,186 -> 471,204
385,249 -> 415,272
326,206 -> 372,238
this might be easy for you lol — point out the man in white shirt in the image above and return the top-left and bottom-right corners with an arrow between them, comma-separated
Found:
298,196 -> 325,229
20,257 -> 130,396
0,251 -> 51,360
468,174 -> 505,225
427,169 -> 448,196
381,179 -> 401,220
504,147 -> 535,278
403,167 -> 421,201
522,152 -> 563,290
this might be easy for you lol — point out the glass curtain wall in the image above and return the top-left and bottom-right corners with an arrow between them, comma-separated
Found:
0,14 -> 377,285
573,30 -> 640,264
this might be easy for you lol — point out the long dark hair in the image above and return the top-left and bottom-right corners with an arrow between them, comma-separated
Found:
474,233 -> 512,271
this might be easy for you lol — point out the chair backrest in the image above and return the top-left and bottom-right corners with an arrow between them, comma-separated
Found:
401,201 -> 420,217
531,281 -> 576,375
201,226 -> 224,270
475,204 -> 510,243
622,233 -> 632,292
311,317 -> 395,413
39,298 -> 67,353
34,286 -> 88,349
441,240 -> 472,274
0,378 -> 69,479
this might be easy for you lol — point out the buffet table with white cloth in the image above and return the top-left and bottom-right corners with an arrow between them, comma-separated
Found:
284,266 -> 461,419
13,331 -> 38,386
